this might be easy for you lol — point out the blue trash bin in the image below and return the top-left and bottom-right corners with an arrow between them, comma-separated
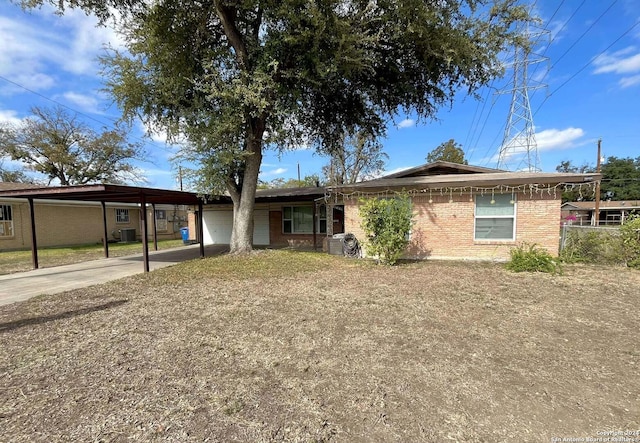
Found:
180,227 -> 190,244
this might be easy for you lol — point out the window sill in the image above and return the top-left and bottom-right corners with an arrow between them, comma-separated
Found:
473,240 -> 516,245
282,232 -> 325,235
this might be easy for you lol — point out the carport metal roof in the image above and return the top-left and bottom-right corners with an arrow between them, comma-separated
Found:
0,183 -> 202,205
0,184 -> 205,273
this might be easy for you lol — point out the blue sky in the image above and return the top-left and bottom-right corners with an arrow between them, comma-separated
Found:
1,1 -> 639,189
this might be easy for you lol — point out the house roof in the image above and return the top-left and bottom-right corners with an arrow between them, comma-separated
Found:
562,200 -> 640,210
0,183 -> 201,205
330,171 -> 600,192
380,161 -> 503,179
204,186 -> 325,205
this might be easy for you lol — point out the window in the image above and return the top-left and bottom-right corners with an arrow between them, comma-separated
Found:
474,194 -> 515,241
0,205 -> 13,237
319,205 -> 327,234
283,206 -> 326,234
155,210 -> 167,231
116,208 -> 130,223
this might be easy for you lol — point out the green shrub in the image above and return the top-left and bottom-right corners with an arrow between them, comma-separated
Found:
359,193 -> 414,265
620,214 -> 640,268
560,229 -> 625,265
507,242 -> 562,274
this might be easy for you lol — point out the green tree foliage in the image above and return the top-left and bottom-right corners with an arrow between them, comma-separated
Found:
426,139 -> 468,164
0,162 -> 38,184
22,0 -> 529,253
555,160 -> 594,202
258,174 -> 322,189
600,156 -> 640,201
322,131 -> 388,185
359,194 -> 414,265
0,106 -> 143,186
556,157 -> 640,202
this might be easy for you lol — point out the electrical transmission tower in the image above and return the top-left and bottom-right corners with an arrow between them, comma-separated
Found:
497,19 -> 549,172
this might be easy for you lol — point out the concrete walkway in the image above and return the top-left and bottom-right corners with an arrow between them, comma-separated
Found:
0,244 -> 228,306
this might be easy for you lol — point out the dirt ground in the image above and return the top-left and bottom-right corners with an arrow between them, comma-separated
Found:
1,251 -> 639,442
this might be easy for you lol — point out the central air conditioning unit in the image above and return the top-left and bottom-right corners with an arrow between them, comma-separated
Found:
119,228 -> 136,242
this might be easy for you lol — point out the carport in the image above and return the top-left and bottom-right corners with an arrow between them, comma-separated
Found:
0,184 -> 204,272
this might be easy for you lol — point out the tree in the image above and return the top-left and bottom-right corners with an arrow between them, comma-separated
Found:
555,160 -> 594,202
600,156 -> 640,201
23,0 -> 528,253
322,131 -> 388,185
556,157 -> 640,202
0,162 -> 38,184
0,106 -> 143,186
426,139 -> 468,164
259,174 -> 322,189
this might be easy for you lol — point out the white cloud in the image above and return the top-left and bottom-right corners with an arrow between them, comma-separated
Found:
0,109 -> 24,125
397,118 -> 415,129
261,167 -> 287,177
593,48 -> 640,74
535,127 -> 585,151
619,74 -> 640,88
62,91 -> 101,114
593,47 -> 640,88
0,5 -> 126,96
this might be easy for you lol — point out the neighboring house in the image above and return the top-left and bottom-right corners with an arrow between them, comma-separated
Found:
192,161 -> 598,260
561,200 -> 640,226
0,182 -> 187,250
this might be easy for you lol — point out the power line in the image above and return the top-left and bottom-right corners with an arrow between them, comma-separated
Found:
550,0 -> 618,71
464,80 -> 495,159
0,74 -> 176,156
533,18 -> 640,117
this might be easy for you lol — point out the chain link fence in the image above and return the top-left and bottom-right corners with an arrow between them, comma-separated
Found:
559,225 -> 625,264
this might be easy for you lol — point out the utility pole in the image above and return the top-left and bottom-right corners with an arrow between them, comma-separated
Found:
593,139 -> 602,226
178,166 -> 183,191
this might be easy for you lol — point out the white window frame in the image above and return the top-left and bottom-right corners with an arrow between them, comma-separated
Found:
0,204 -> 14,237
474,194 -> 516,241
115,208 -> 130,224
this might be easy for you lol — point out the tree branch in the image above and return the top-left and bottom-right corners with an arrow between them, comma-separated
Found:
214,1 -> 249,71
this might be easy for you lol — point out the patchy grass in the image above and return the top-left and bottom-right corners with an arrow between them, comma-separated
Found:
0,251 -> 638,442
0,239 -> 184,275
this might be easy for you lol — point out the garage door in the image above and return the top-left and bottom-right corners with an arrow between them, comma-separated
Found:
202,209 -> 269,245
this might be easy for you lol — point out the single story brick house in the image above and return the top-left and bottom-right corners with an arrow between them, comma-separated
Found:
0,182 -> 188,250
193,161 -> 598,260
561,200 -> 640,226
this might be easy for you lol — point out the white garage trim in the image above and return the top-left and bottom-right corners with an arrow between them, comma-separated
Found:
202,209 -> 270,245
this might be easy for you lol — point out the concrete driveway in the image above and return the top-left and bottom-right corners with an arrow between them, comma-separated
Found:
0,244 -> 228,306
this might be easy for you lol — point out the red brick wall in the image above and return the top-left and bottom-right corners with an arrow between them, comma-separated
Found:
344,192 -> 560,261
269,210 -> 317,247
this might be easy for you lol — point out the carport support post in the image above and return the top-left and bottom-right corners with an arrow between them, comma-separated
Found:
28,197 -> 38,269
101,201 -> 109,258
140,195 -> 150,272
198,201 -> 205,258
312,203 -> 317,251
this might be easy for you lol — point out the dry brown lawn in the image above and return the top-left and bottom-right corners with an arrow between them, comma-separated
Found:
1,250 -> 639,442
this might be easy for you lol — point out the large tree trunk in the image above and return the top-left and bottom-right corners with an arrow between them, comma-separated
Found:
229,117 -> 264,254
